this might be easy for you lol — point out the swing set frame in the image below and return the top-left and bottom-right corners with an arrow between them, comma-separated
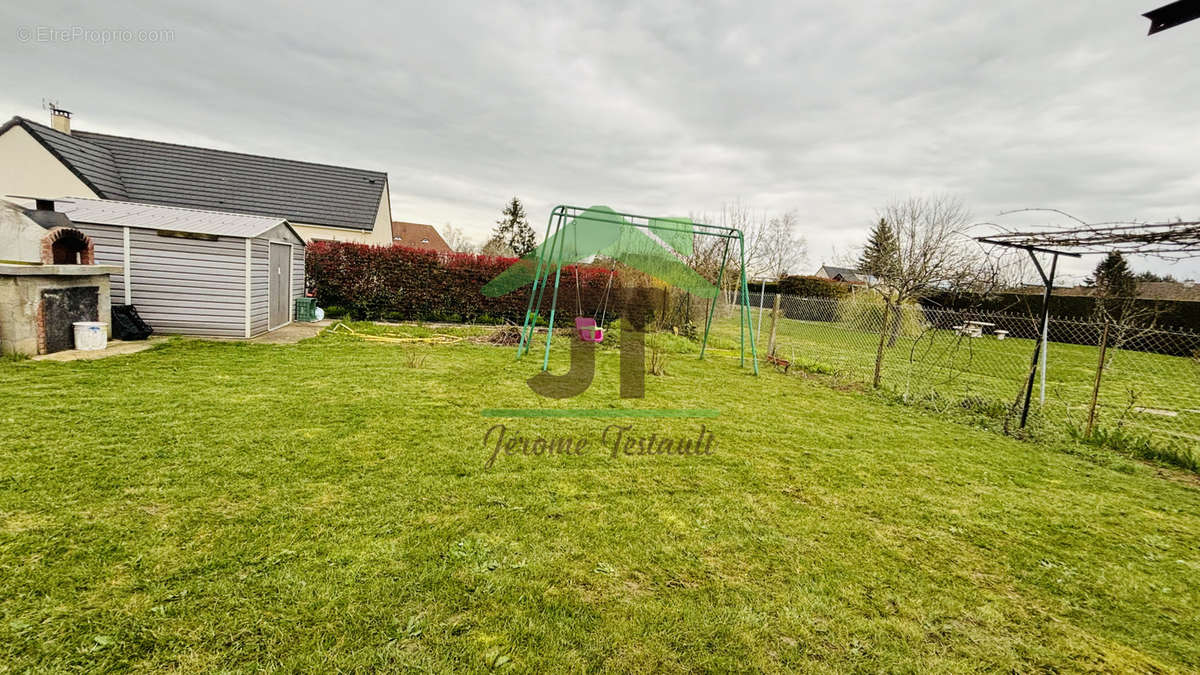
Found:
515,205 -> 759,376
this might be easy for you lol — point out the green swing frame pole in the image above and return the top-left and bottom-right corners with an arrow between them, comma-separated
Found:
539,211 -> 571,372
514,205 -> 758,374
699,236 -> 731,360
738,231 -> 759,374
518,208 -> 566,358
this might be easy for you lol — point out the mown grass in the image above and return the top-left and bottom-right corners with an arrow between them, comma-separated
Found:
740,313 -> 1200,455
1,328 -> 1199,672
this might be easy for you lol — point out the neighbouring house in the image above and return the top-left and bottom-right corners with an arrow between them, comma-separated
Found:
0,200 -> 121,355
44,197 -> 305,338
814,264 -> 875,285
1010,281 -> 1200,303
0,108 -> 393,245
391,221 -> 452,253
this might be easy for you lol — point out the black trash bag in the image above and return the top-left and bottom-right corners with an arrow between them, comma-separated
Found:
111,304 -> 153,341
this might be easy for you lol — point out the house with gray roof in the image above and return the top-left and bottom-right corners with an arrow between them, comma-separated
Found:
0,108 -> 392,245
815,264 -> 876,285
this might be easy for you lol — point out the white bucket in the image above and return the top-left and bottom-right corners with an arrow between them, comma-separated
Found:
73,322 -> 108,351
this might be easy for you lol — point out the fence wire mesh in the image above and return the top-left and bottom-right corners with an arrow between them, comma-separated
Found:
743,292 -> 1200,455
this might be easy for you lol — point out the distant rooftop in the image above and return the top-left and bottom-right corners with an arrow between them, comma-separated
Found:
391,221 -> 452,253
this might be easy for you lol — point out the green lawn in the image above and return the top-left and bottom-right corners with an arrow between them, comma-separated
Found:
2,326 -> 1199,672
749,313 -> 1200,449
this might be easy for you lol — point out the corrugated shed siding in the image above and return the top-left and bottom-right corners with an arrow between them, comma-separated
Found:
128,229 -> 246,336
75,223 -> 125,302
250,240 -> 269,336
293,244 -> 304,307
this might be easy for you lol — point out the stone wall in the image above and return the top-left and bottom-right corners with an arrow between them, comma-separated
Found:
0,267 -> 114,355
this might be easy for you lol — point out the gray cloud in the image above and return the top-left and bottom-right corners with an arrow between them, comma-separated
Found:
2,0 -> 1197,281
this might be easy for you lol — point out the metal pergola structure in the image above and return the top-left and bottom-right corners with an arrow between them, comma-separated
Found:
516,205 -> 759,375
1144,0 -> 1200,35
977,216 -> 1200,427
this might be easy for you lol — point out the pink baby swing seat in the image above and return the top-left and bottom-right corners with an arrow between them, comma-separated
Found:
575,316 -> 604,342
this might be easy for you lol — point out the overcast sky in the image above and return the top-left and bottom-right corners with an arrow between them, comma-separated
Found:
2,1 -> 1197,282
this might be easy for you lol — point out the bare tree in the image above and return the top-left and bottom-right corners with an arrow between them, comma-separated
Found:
875,195 -> 977,299
687,201 -> 757,301
869,195 -> 980,387
715,202 -> 807,296
759,210 -> 808,279
748,211 -> 807,347
442,223 -> 478,253
480,235 -> 515,258
667,202 -> 808,333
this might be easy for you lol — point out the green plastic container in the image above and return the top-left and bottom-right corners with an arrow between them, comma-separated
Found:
295,297 -> 317,322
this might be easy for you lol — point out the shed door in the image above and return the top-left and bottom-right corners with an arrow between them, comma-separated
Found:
269,242 -> 291,329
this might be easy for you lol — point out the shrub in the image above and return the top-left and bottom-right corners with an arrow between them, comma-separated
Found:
1077,426 -> 1199,473
647,348 -> 670,376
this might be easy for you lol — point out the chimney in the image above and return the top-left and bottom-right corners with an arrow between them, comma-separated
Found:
49,106 -> 71,135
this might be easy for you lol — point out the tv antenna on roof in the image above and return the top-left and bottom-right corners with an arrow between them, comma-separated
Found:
41,98 -> 71,117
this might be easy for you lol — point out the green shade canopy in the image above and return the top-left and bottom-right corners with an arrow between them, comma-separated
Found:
482,206 -> 715,299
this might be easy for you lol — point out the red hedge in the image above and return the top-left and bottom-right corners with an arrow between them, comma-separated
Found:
306,242 -> 619,324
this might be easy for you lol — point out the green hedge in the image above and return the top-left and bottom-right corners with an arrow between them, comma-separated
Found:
778,275 -> 852,298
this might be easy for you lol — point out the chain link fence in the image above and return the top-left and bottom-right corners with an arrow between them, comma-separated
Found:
745,293 -> 1200,462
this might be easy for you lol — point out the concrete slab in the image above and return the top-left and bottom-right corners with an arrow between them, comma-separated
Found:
30,336 -> 167,362
248,320 -> 332,345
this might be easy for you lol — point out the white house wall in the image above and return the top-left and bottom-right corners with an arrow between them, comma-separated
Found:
0,125 -> 99,205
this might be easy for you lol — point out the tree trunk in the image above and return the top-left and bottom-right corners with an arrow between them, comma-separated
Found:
886,301 -> 902,347
872,300 -> 894,389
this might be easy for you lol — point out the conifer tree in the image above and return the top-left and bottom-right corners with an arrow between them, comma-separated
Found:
1086,251 -> 1137,299
858,218 -> 899,281
489,197 -> 537,257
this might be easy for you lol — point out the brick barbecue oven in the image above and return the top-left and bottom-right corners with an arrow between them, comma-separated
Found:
0,199 -> 120,355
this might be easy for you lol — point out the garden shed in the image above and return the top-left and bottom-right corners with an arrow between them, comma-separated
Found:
45,197 -> 305,337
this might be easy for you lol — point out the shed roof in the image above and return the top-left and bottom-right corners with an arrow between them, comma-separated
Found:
55,197 -> 303,241
2,116 -> 386,231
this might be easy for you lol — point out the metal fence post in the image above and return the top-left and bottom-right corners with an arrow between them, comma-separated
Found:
1084,321 -> 1111,439
1039,313 -> 1049,405
767,293 -> 780,356
756,279 -> 767,347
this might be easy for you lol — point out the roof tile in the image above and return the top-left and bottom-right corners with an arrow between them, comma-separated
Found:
5,117 -> 385,231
